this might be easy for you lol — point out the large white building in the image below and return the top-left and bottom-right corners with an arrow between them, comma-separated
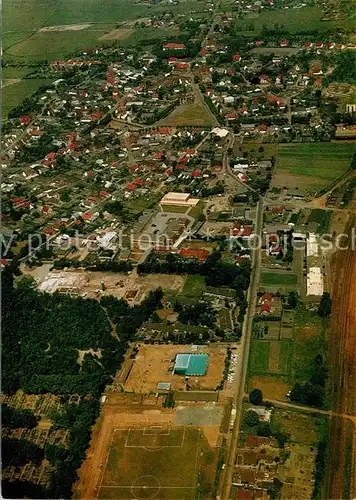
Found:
307,267 -> 324,296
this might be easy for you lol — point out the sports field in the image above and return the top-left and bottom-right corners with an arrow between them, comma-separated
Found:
272,143 -> 355,194
99,426 -> 201,499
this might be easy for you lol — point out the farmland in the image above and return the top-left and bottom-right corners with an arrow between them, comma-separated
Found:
272,143 -> 355,194
249,305 -> 325,384
2,78 -> 53,119
3,0 -> 206,62
249,339 -> 293,376
233,6 -> 346,34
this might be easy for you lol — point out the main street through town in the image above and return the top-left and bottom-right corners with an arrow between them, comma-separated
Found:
219,196 -> 263,499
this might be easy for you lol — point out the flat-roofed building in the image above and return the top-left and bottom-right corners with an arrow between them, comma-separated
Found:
160,192 -> 200,208
307,266 -> 323,296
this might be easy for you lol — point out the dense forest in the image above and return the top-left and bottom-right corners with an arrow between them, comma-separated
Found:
1,269 -> 163,498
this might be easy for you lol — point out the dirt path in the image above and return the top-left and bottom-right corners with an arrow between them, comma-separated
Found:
324,216 -> 356,500
264,398 -> 356,423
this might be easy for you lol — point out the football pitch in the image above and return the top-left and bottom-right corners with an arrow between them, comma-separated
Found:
99,426 -> 201,499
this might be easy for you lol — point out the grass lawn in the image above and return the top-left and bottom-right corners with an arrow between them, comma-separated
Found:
278,340 -> 293,375
160,102 -> 214,126
273,408 -> 323,444
261,272 -> 298,286
2,67 -> 33,79
249,340 -> 270,375
292,306 -> 327,383
127,192 -> 163,212
188,200 -> 205,220
2,78 -> 53,118
160,204 -> 189,214
308,209 -> 333,234
273,143 -> 355,194
180,275 -> 206,298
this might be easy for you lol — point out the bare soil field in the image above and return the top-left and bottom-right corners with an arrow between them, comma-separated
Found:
124,344 -> 227,393
99,28 -> 133,40
35,269 -> 184,302
248,375 -> 292,401
324,216 -> 356,499
271,171 -> 322,193
39,23 -> 92,32
250,47 -> 299,55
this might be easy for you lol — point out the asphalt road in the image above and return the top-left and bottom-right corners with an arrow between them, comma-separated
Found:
219,197 -> 263,499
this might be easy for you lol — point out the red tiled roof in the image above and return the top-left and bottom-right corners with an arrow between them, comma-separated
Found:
91,112 -> 103,121
82,212 -> 93,221
179,248 -> 209,261
163,42 -> 186,50
20,115 -> 31,125
174,62 -> 189,70
12,197 -> 25,204
99,190 -> 110,197
260,303 -> 271,313
126,183 -> 136,191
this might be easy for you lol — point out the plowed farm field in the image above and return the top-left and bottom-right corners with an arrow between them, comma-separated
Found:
324,217 -> 356,499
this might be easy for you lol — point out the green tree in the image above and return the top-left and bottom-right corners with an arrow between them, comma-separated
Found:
249,388 -> 263,405
243,410 -> 260,427
318,292 -> 332,318
287,291 -> 299,309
